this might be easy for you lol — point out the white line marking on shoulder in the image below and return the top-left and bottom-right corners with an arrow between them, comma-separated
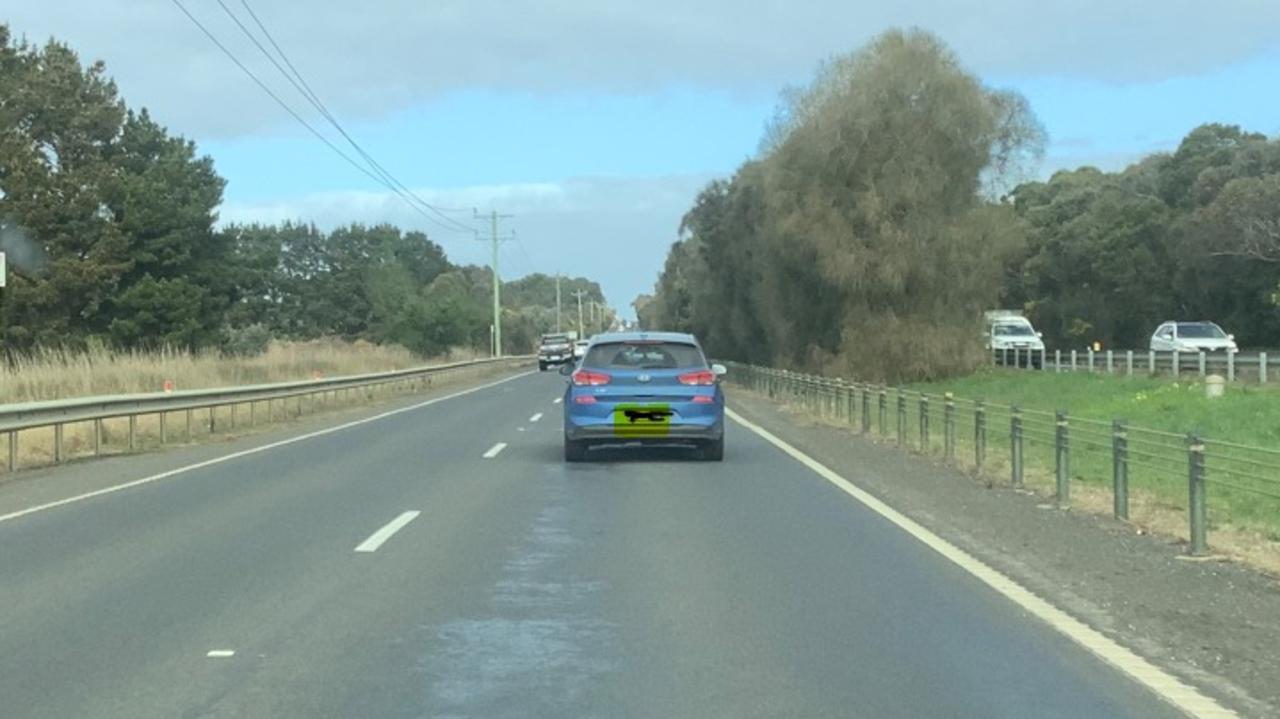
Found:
726,407 -> 1237,719
482,442 -> 507,459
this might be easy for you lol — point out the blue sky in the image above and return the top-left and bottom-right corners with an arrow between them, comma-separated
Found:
8,1 -> 1280,318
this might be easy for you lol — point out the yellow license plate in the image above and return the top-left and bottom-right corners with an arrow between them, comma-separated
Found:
612,403 -> 672,437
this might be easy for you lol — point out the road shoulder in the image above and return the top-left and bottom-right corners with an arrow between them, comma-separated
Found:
728,388 -> 1280,718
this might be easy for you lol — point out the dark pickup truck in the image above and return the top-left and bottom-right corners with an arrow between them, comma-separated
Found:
538,333 -> 574,371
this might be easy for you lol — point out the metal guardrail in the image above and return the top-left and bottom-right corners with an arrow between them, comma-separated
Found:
1,355 -> 532,472
992,347 -> 1276,383
722,361 -> 1280,556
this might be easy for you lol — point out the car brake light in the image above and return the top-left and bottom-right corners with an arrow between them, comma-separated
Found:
572,370 -> 611,386
573,395 -> 597,404
678,370 -> 716,386
691,395 -> 715,404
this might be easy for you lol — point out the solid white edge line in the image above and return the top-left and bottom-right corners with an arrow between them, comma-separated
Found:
725,406 -> 1237,719
206,650 -> 235,658
482,442 -> 507,459
529,413 -> 543,422
552,398 -> 562,404
0,371 -> 535,525
354,510 -> 421,553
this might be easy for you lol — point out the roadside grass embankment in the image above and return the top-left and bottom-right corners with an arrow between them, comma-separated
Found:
899,368 -> 1280,570
0,340 -> 497,472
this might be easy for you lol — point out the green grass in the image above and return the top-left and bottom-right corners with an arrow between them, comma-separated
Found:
900,368 -> 1280,538
907,368 -> 1280,447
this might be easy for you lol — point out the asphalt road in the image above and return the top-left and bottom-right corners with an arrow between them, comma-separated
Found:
0,370 -> 1191,718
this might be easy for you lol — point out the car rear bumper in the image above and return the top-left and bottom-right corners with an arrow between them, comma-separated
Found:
539,355 -> 573,365
565,418 -> 723,444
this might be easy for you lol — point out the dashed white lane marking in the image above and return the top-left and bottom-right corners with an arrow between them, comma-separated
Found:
206,650 -> 235,658
552,398 -> 562,404
354,511 -> 421,553
0,372 -> 535,526
482,442 -> 508,459
529,413 -> 543,423
726,407 -> 1238,719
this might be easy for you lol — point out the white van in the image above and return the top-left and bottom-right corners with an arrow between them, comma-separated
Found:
984,311 -> 1045,367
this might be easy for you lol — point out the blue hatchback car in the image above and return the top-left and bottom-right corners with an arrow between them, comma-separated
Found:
561,332 -> 726,462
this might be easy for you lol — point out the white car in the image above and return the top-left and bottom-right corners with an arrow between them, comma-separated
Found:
573,339 -> 589,359
987,316 -> 1045,367
1149,322 -> 1238,353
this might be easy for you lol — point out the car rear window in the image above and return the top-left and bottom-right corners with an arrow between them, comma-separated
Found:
583,341 -> 706,370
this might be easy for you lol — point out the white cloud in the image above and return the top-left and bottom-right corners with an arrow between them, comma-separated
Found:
218,173 -> 718,316
7,0 -> 1280,139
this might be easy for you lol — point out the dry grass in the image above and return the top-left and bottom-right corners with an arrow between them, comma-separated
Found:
0,340 -> 485,404
1,341 -> 500,473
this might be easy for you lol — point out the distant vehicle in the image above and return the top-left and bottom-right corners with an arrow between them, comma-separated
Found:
538,333 -> 574,371
560,331 -> 726,462
1150,322 -> 1238,353
984,310 -> 1045,367
573,339 -> 590,359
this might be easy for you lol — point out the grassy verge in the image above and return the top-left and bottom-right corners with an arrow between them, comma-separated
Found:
1,340 -> 501,472
0,340 -> 485,404
900,369 -> 1280,542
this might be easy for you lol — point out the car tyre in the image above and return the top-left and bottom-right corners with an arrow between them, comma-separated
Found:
699,436 -> 724,462
564,438 -> 588,462
539,361 -> 547,372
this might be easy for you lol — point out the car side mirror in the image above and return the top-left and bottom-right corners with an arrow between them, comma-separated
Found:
711,363 -> 728,377
1036,331 -> 1044,338
1227,334 -> 1235,341
558,364 -> 574,377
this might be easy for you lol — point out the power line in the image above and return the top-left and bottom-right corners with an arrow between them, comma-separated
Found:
170,0 -> 475,235
231,0 -> 476,235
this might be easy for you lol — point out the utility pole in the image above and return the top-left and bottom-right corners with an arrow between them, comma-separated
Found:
571,289 -> 587,338
474,209 -> 513,357
555,273 -> 562,333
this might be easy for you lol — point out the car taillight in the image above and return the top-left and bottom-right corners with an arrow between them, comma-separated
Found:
678,370 -> 716,386
572,370 -> 611,386
573,395 -> 597,404
691,394 -> 715,404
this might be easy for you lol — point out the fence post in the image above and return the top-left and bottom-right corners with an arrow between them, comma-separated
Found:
1087,348 -> 1095,373
944,394 -> 956,464
7,431 -> 15,472
846,381 -> 856,424
1126,350 -> 1134,377
1261,352 -> 1269,384
1227,351 -> 1235,383
54,423 -> 64,464
1198,351 -> 1206,378
919,394 -> 930,452
159,412 -> 167,445
1055,349 -> 1062,373
1148,350 -> 1155,376
94,419 -> 102,456
975,400 -> 986,472
1070,350 -> 1078,372
1104,350 -> 1112,374
209,407 -> 216,433
896,388 -> 906,447
128,415 -> 137,451
1187,434 -> 1207,556
1112,420 -> 1129,521
878,388 -> 887,435
1172,349 -> 1180,378
861,386 -> 871,434
1011,406 -> 1024,487
186,409 -> 193,441
1055,411 -> 1070,507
